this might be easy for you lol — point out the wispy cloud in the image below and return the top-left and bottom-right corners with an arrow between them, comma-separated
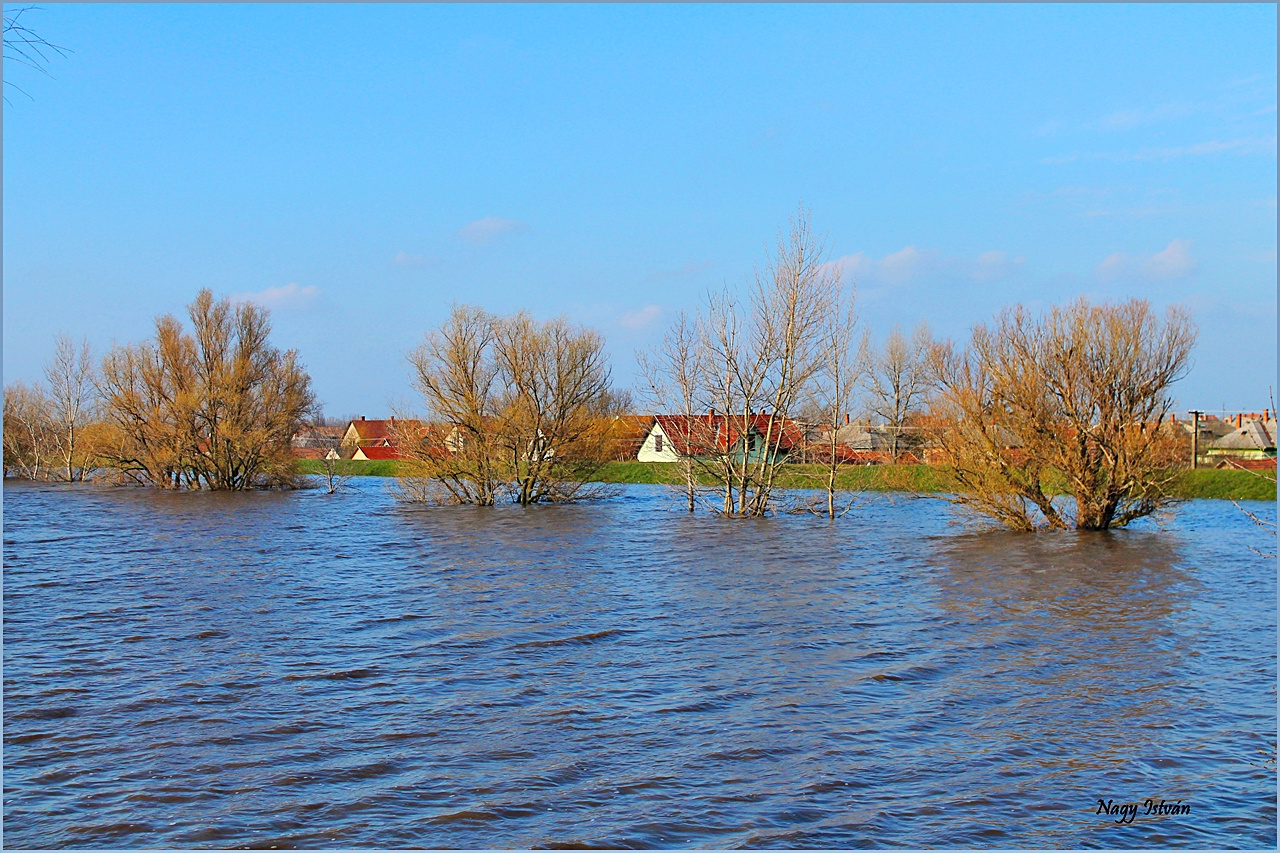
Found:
645,260 -> 713,281
1092,103 -> 1195,131
971,250 -> 1026,283
826,246 -> 1024,287
393,251 -> 436,267
457,216 -> 530,245
1095,239 -> 1198,284
233,282 -> 320,310
1043,136 -> 1276,164
618,305 -> 664,329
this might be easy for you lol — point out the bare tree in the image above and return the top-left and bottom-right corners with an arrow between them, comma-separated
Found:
3,380 -> 55,479
3,6 -> 69,103
400,305 -> 626,506
865,322 -> 932,463
638,310 -> 708,512
316,452 -> 353,495
644,206 -> 840,517
929,298 -> 1196,530
44,334 -> 98,481
801,278 -> 861,517
97,290 -> 316,489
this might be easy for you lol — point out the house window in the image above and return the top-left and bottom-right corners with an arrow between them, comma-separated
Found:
655,434 -> 664,453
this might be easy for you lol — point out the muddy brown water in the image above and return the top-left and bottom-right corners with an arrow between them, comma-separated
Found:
3,479 -> 1275,848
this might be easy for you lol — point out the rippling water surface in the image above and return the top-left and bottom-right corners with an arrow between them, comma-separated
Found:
3,480 -> 1275,848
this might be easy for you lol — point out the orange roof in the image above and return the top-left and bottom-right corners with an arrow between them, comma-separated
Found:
610,414 -> 655,440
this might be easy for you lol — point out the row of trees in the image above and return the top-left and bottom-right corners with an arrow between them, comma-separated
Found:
5,213 -> 1200,531
4,290 -> 314,489
653,209 -> 1198,528
396,208 -> 1197,531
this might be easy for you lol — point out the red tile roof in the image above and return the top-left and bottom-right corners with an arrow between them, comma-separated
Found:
653,413 -> 806,457
345,419 -> 426,445
353,445 -> 400,461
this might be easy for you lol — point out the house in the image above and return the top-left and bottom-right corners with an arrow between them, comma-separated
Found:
342,417 -> 428,447
342,417 -> 398,448
1206,411 -> 1277,465
291,424 -> 345,458
338,416 -> 431,462
637,412 -> 805,463
608,415 -> 655,461
352,445 -> 400,462
801,418 -> 892,464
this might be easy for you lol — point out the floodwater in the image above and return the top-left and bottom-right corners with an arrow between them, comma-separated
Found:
3,479 -> 1275,849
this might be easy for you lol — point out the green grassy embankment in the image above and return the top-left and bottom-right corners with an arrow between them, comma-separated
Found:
296,458 -> 400,477
594,461 -> 1276,500
593,461 -> 955,492
1173,469 -> 1276,501
295,458 -> 1276,501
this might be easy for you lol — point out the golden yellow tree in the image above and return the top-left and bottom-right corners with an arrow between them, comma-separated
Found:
401,305 -> 625,505
98,290 -> 315,489
930,298 -> 1196,530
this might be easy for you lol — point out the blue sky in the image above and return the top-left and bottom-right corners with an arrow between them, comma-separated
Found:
4,3 -> 1275,418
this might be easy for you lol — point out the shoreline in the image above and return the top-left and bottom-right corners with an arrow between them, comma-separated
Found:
295,460 -> 1278,502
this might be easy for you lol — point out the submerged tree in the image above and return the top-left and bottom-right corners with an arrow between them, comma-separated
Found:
3,380 -> 55,479
929,298 -> 1196,530
399,305 -> 626,505
97,290 -> 315,489
638,310 -> 707,512
642,206 -> 842,517
801,276 -> 861,518
3,335 -> 100,481
44,334 -> 99,481
865,322 -> 932,463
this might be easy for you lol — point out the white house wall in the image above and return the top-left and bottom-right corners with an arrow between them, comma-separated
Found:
637,423 -> 681,462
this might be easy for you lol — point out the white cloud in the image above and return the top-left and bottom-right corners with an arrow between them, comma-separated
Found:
618,305 -> 663,329
1144,239 -> 1198,279
1094,239 -> 1198,284
971,250 -> 1026,283
1043,136 -> 1276,165
1135,137 -> 1276,160
878,246 -> 932,284
234,282 -> 320,310
1094,252 -> 1131,282
826,246 -> 1023,287
393,251 -> 436,267
1094,103 -> 1194,131
457,216 -> 530,245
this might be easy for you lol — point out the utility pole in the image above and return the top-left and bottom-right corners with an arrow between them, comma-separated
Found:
1189,410 -> 1203,470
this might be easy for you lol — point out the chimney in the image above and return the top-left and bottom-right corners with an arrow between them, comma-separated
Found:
1168,413 -> 1176,424
845,413 -> 850,426
1266,409 -> 1270,421
361,415 -> 366,421
1237,413 -> 1243,428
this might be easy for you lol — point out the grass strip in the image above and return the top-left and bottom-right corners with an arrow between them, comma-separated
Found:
295,458 -> 1276,501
